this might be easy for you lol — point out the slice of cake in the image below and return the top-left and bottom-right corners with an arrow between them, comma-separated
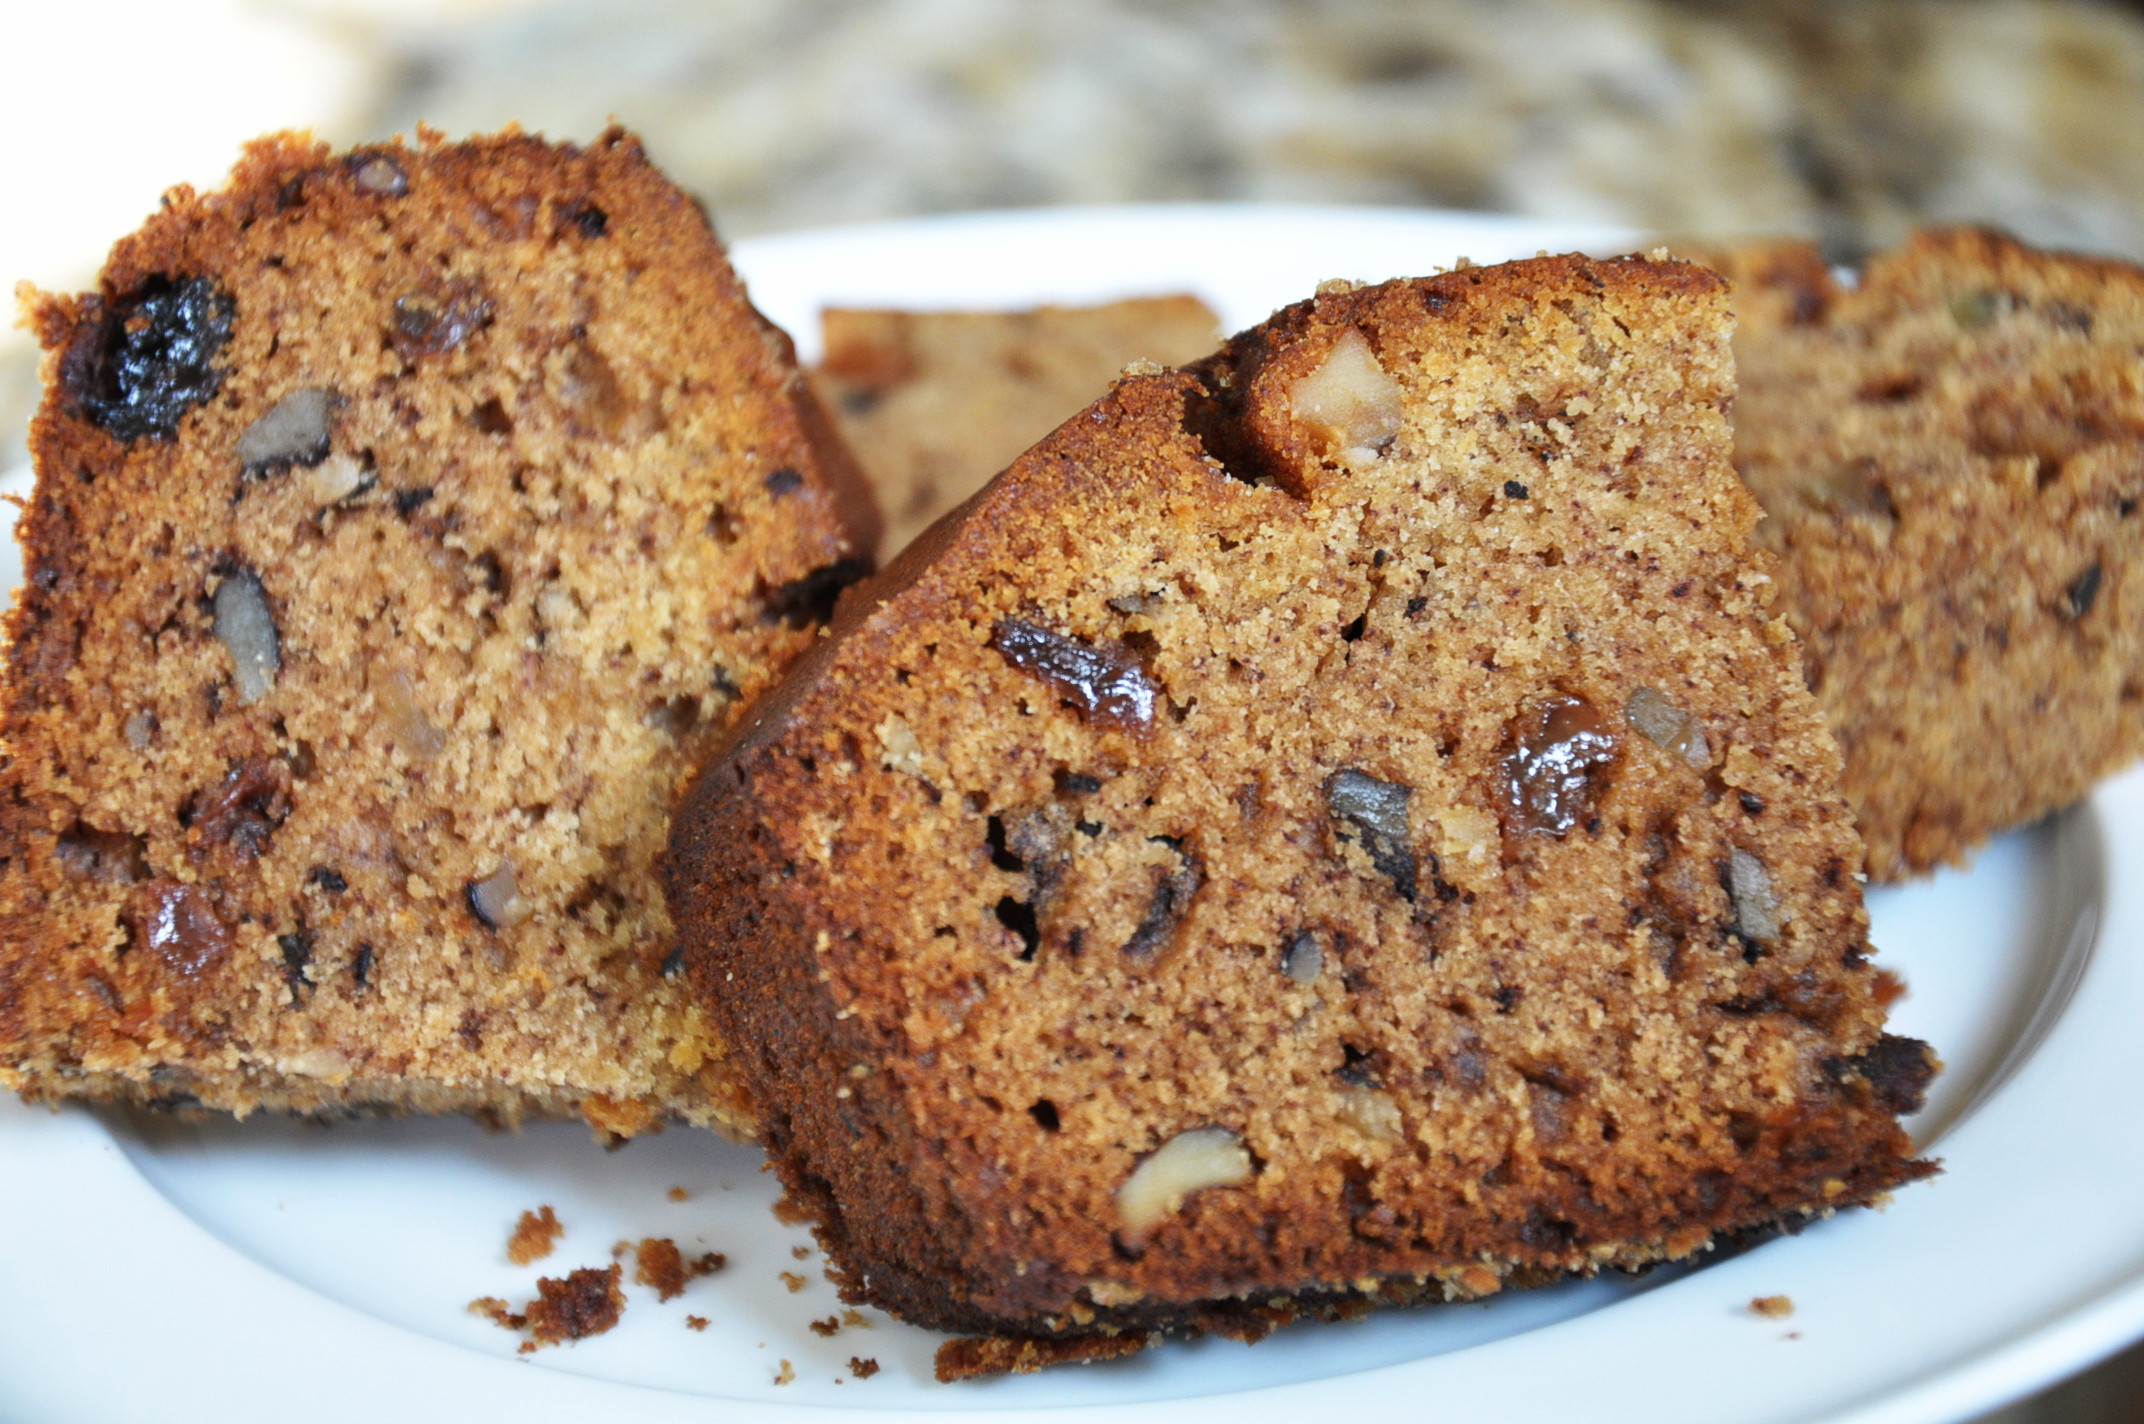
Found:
0,128 -> 877,1136
665,255 -> 1935,1373
1710,229 -> 2144,880
813,297 -> 1220,557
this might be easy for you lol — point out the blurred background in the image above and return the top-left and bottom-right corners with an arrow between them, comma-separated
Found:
5,1 -> 2144,1417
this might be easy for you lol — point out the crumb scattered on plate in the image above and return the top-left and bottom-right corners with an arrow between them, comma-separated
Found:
775,1359 -> 796,1385
668,1186 -> 690,1202
1751,1295 -> 1796,1319
505,1205 -> 563,1265
685,1315 -> 709,1332
842,1308 -> 870,1328
849,1356 -> 881,1379
811,1314 -> 842,1337
473,1265 -> 626,1352
632,1237 -> 727,1300
791,1245 -> 812,1260
780,1271 -> 809,1292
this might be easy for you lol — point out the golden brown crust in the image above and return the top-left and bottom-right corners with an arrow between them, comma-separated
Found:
668,253 -> 1931,1350
1708,227 -> 2144,878
0,128 -> 876,1133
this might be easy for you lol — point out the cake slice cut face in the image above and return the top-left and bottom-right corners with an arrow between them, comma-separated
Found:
0,130 -> 877,1134
1712,229 -> 2144,880
667,255 -> 1935,1367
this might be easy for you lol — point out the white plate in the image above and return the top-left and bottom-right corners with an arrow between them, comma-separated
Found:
2,205 -> 2141,1424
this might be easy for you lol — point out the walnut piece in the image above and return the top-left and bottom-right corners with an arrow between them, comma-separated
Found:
1116,1126 -> 1252,1237
1289,328 -> 1403,464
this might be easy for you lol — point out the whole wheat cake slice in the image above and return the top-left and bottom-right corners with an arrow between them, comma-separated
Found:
666,255 -> 1935,1373
1709,229 -> 2144,880
0,129 -> 877,1135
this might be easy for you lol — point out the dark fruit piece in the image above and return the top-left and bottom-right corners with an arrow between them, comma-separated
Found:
71,275 -> 235,441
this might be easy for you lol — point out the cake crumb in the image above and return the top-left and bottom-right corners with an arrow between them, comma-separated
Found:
810,1314 -> 842,1337
632,1237 -> 727,1300
611,1239 -> 632,1259
668,1186 -> 690,1202
775,1359 -> 796,1385
841,1309 -> 870,1328
505,1205 -> 563,1265
849,1356 -> 881,1379
473,1265 -> 626,1352
780,1271 -> 809,1293
685,1315 -> 709,1331
791,1245 -> 812,1260
468,1296 -> 524,1329
1750,1295 -> 1796,1319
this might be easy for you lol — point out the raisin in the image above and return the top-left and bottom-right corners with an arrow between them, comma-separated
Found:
187,758 -> 292,861
393,486 -> 435,517
1497,694 -> 1619,836
1504,480 -> 1529,499
1824,1034 -> 1937,1115
763,467 -> 804,495
391,284 -> 492,361
1325,769 -> 1415,900
352,944 -> 375,989
990,618 -> 1159,732
70,275 -> 235,441
766,559 -> 873,629
130,882 -> 231,978
309,866 -> 348,894
561,200 -> 607,238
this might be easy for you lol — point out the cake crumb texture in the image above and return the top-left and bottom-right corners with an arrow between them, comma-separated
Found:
667,254 -> 1934,1358
507,1204 -> 563,1265
0,128 -> 876,1132
1712,228 -> 2144,879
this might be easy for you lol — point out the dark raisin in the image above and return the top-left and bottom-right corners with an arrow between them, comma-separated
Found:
763,467 -> 804,496
187,758 -> 292,861
309,866 -> 348,895
130,882 -> 231,978
766,559 -> 873,629
278,930 -> 314,1000
1405,596 -> 1428,616
1121,838 -> 1202,962
70,275 -> 235,441
1029,1100 -> 1060,1131
352,944 -> 375,989
1824,1034 -> 1937,1115
394,487 -> 435,517
1504,480 -> 1529,499
1338,1043 -> 1381,1088
1325,769 -> 1415,901
391,285 -> 492,361
2064,563 -> 2103,620
662,945 -> 687,978
990,618 -> 1160,732
1054,770 -> 1103,795
1739,791 -> 1766,815
1497,694 -> 1619,837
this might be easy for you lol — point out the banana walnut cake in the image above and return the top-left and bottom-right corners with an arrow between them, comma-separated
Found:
665,254 -> 1936,1375
0,128 -> 877,1134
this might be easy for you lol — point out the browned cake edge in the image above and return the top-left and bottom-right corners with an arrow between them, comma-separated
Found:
668,255 -> 1936,1358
